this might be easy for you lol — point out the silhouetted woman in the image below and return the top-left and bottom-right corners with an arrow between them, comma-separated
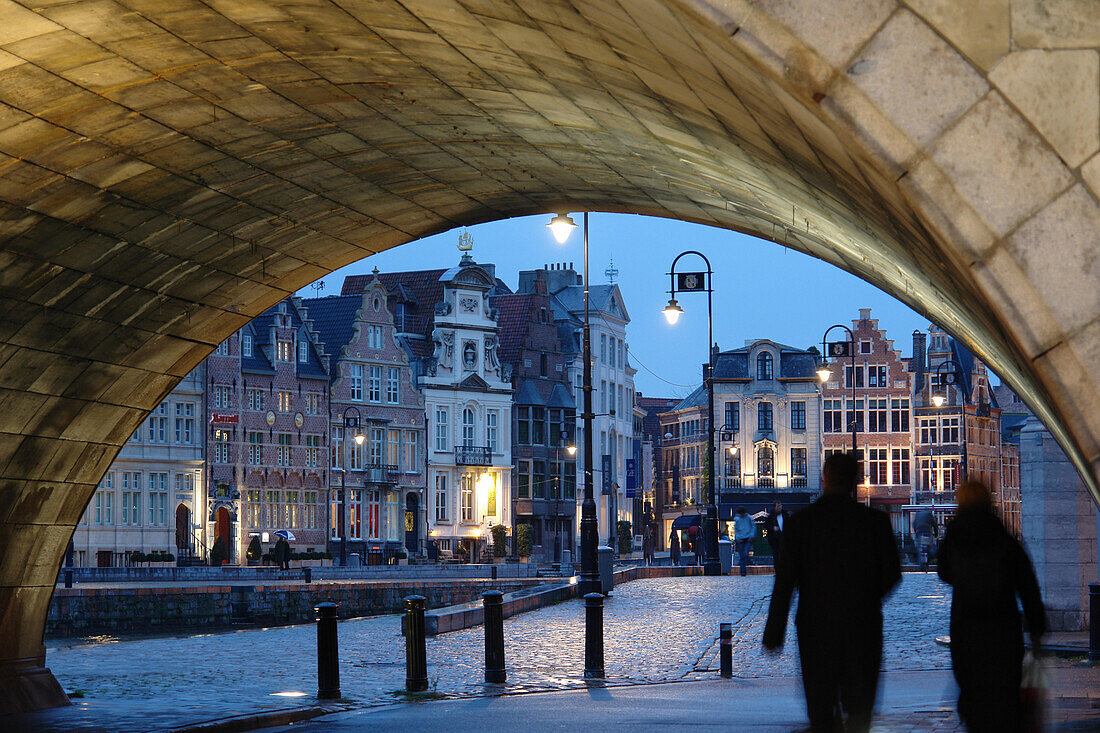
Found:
937,480 -> 1046,732
669,529 -> 681,566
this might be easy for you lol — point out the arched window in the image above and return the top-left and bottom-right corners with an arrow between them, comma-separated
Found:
756,352 -> 773,380
758,446 -> 774,476
758,402 -> 773,431
462,407 -> 475,446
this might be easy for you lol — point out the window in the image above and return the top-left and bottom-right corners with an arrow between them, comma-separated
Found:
823,399 -> 842,433
304,434 -> 320,467
487,411 -> 498,453
758,402 -> 773,431
330,493 -> 340,539
618,340 -> 624,368
368,325 -> 383,349
435,474 -> 448,521
305,392 -> 321,414
277,433 -> 292,466
404,431 -> 419,471
867,398 -> 888,432
247,489 -> 262,527
95,490 -> 113,525
600,334 -> 607,363
791,448 -> 807,486
174,402 -> 194,443
791,401 -> 806,431
369,366 -> 382,402
298,339 -> 309,363
277,391 -> 292,412
303,491 -> 318,529
121,487 -> 139,526
890,398 -> 910,432
532,407 -> 545,444
564,463 -> 576,499
941,416 -> 960,443
435,408 -> 449,451
462,408 -> 475,447
600,380 -> 607,413
365,429 -> 381,468
892,448 -> 911,485
517,460 -> 531,498
266,490 -> 280,529
868,365 -> 887,387
147,403 -> 168,442
388,429 -> 400,467
516,406 -> 530,444
867,447 -> 888,484
844,365 -> 865,388
331,427 -> 344,469
724,402 -> 739,431
213,385 -> 231,409
610,337 -> 617,368
174,472 -> 194,494
215,340 -> 229,356
845,398 -> 865,433
286,490 -> 300,528
248,431 -> 263,464
276,340 -> 292,361
533,460 -> 546,499
247,388 -> 265,411
349,364 -> 363,401
757,446 -> 775,485
386,368 -> 399,404
149,473 -> 167,526
539,353 -> 548,376
214,429 -> 230,463
756,352 -> 773,380
242,332 -> 253,357
860,339 -> 872,354
461,474 -> 474,521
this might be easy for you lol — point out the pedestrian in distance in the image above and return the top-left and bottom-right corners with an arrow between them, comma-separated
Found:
669,529 -> 681,566
937,480 -> 1046,733
273,535 -> 291,571
763,500 -> 789,564
912,508 -> 939,570
642,530 -> 654,566
732,506 -> 756,576
762,452 -> 901,733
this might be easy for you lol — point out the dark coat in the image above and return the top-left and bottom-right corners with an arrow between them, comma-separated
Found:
763,494 -> 901,730
273,538 -> 290,565
937,508 -> 1046,732
669,531 -> 681,564
763,509 -> 789,551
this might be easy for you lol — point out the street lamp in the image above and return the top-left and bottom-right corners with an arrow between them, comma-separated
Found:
340,406 -> 364,567
933,358 -> 968,485
663,250 -> 721,576
820,325 -> 858,452
548,211 -> 600,596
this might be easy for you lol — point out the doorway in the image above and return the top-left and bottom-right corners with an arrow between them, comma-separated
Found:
175,504 -> 191,554
404,493 -> 419,555
215,506 -> 231,565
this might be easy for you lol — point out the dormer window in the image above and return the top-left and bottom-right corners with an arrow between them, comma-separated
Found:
242,332 -> 253,358
756,352 -> 773,380
298,340 -> 308,363
276,340 -> 292,361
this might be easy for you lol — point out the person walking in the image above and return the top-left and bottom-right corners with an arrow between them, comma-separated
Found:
669,529 -> 681,566
273,535 -> 291,571
733,507 -> 756,576
642,530 -> 654,566
763,500 -> 789,564
763,452 -> 901,733
937,480 -> 1046,733
912,508 -> 939,570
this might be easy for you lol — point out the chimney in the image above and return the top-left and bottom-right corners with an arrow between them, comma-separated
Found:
912,329 -> 926,394
859,308 -> 871,322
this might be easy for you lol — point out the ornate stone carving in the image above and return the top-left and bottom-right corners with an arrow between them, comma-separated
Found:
462,340 -> 478,370
460,296 -> 478,312
484,334 -> 500,373
432,329 -> 454,369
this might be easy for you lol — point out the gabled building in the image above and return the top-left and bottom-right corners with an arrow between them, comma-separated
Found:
637,395 -> 680,550
819,309 -> 914,530
657,385 -> 709,542
303,278 -> 427,563
204,298 -> 330,564
493,268 -> 577,563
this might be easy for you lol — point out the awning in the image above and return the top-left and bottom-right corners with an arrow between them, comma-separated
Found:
670,514 -> 702,529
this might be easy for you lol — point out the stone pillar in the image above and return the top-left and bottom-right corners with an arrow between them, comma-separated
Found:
1021,417 -> 1099,631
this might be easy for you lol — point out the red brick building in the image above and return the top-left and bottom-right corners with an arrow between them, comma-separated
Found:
820,309 -> 914,531
204,298 -> 330,564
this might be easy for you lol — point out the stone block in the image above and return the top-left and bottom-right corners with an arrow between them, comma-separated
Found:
1012,0 -> 1100,49
754,0 -> 896,69
904,0 -> 1009,70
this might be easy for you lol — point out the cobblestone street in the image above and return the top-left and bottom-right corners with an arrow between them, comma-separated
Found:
48,573 -> 952,708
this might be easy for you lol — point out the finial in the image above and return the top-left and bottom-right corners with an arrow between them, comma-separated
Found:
604,257 -> 619,284
457,230 -> 473,252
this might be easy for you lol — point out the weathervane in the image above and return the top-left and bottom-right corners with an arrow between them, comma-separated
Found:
309,280 -> 325,295
604,257 -> 619,284
457,231 -> 474,252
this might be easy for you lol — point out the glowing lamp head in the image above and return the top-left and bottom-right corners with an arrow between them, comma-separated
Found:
728,446 -> 738,456
662,298 -> 684,325
931,393 -> 946,408
816,366 -> 832,383
547,213 -> 577,244
566,444 -> 577,457
354,430 -> 365,445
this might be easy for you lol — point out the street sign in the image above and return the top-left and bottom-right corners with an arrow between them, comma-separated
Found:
677,272 -> 707,292
826,341 -> 851,357
601,454 -> 612,495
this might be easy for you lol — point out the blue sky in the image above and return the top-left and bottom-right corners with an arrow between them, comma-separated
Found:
298,214 -> 934,400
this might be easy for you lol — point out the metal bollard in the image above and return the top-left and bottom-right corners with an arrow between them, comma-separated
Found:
719,623 -> 733,678
315,602 -> 340,699
483,591 -> 506,683
1090,583 -> 1100,662
63,569 -> 73,589
584,592 -> 605,679
491,565 -> 498,581
303,566 -> 312,584
405,595 -> 428,692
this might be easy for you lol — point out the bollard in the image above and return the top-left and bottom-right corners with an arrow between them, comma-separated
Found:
315,602 -> 340,699
483,591 -> 506,683
719,623 -> 733,678
491,565 -> 498,581
63,569 -> 73,589
303,566 -> 312,584
584,593 -> 605,679
405,595 -> 428,692
1090,583 -> 1100,662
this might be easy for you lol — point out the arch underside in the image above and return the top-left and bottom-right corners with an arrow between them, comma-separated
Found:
1,0 -> 1099,713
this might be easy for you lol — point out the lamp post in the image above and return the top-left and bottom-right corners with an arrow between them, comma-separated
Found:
340,406 -> 365,567
547,212 -> 600,595
932,358 -> 968,488
662,250 -> 720,576
818,325 -> 858,452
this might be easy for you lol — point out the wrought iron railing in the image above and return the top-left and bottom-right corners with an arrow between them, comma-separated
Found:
454,445 -> 492,466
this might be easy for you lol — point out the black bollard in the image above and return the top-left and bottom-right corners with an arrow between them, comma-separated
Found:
483,591 -> 506,683
491,565 -> 498,581
315,602 -> 340,699
63,569 -> 73,589
1090,583 -> 1100,662
303,566 -> 312,584
584,592 -> 605,679
405,595 -> 428,692
719,622 -> 732,678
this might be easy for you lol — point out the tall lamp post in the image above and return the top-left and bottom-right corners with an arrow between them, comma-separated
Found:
932,358 -> 968,486
661,250 -> 720,576
817,325 -> 858,452
340,406 -> 365,567
548,212 -> 600,596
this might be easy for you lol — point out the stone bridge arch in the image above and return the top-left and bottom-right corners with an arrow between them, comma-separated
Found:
1,0 -> 1098,713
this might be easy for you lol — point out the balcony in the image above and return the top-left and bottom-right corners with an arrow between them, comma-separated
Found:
454,445 -> 492,466
364,463 -> 400,484
911,489 -> 957,505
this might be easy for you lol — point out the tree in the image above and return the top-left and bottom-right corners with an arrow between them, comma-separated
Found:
490,524 -> 508,557
516,524 -> 533,558
209,536 -> 228,566
617,520 -> 633,555
246,535 -> 262,564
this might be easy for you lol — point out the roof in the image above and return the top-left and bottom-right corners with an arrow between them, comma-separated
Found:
300,294 -> 361,365
514,379 -> 545,406
490,293 -> 535,366
712,341 -> 819,380
547,382 -> 576,409
343,268 -> 446,359
244,299 -> 329,379
670,383 -> 707,412
549,282 -> 629,325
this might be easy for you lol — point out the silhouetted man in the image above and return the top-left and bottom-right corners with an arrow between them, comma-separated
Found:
762,452 -> 901,732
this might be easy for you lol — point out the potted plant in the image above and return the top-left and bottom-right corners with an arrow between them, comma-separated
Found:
490,524 -> 508,562
516,524 -> 532,562
395,549 -> 409,565
321,551 -> 333,567
617,520 -> 633,557
245,536 -> 262,566
209,536 -> 228,567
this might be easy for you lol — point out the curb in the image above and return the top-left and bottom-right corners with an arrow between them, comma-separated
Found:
168,705 -> 333,733
935,635 -> 1091,660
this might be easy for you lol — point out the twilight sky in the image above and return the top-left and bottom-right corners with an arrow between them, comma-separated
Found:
297,213 -> 938,400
